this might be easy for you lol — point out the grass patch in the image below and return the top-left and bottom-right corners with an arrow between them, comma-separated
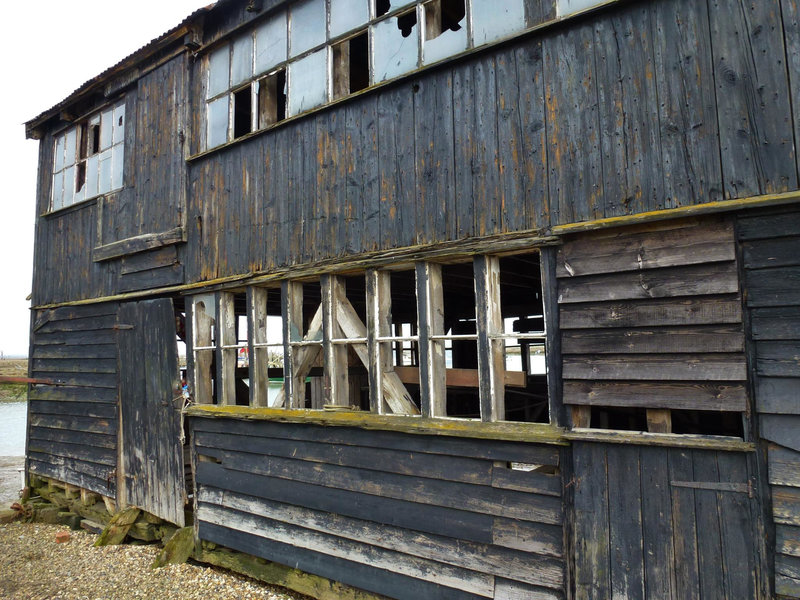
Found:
0,384 -> 27,403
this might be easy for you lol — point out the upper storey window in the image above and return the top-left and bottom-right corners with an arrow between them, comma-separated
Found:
204,0 -> 542,151
51,101 -> 125,212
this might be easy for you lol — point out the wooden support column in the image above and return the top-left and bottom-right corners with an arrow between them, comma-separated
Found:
217,292 -> 237,406
366,270 -> 392,414
322,275 -> 349,407
247,286 -> 269,407
416,262 -> 446,417
540,246 -> 565,427
647,409 -> 672,433
282,280 -> 303,409
191,294 -> 215,405
474,255 -> 505,422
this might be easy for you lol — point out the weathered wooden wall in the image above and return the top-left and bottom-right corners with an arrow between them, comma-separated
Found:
739,208 -> 800,599
192,417 -> 567,599
572,443 -> 761,599
27,303 -> 120,497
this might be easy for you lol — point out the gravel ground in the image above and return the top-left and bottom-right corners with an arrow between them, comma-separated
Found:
0,522 -> 308,600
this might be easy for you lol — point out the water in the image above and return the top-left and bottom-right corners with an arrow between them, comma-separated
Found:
0,402 -> 27,456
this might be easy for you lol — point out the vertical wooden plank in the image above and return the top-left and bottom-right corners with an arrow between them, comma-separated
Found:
247,286 -> 269,407
651,0 -> 723,207
573,443 -> 611,599
540,247 -> 563,426
366,270 -> 392,414
473,56 -> 501,236
640,446 -> 677,599
708,0 -> 797,198
322,275 -> 349,406
691,451 -> 726,599
282,280 -> 304,409
360,97 -> 381,253
192,295 -> 214,405
474,255 -> 505,422
607,445 -> 645,599
452,61 -> 476,239
669,448 -> 701,599
217,292 -> 237,406
783,0 -> 800,183
416,262 -> 446,417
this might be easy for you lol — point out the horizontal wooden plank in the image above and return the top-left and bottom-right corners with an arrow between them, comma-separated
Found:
190,418 -> 562,465
737,212 -> 800,241
563,381 -> 747,411
491,464 -> 562,497
559,295 -> 743,329
199,521 -> 487,600
494,578 -> 562,600
33,329 -> 116,346
27,385 -> 117,404
34,303 -> 118,327
558,262 -> 739,304
199,502 -> 496,597
762,416 -> 800,453
120,245 -> 179,275
757,377 -> 800,415
92,226 -> 184,262
197,448 -> 562,525
777,524 -> 800,558
557,220 -> 734,277
769,446 -> 800,487
26,371 -> 118,389
757,341 -> 800,377
118,263 -> 185,293
196,462 -> 495,544
27,457 -> 113,498
198,487 -> 564,589
35,314 -> 118,334
29,399 -> 117,419
29,426 -> 115,450
563,354 -> 747,381
492,518 -> 563,557
562,325 -> 744,354
742,237 -> 800,269
30,413 -> 115,435
776,573 -> 800,598
774,486 -> 800,526
393,366 -> 527,388
777,554 -> 800,583
27,439 -> 116,467
194,430 -> 493,486
745,266 -> 800,307
31,358 -> 117,375
751,307 -> 800,340
32,344 -> 117,360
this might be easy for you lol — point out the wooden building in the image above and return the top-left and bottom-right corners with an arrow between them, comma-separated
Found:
24,0 -> 800,597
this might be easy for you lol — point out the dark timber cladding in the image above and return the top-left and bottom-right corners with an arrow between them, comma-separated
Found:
192,418 -> 566,600
28,303 -> 120,497
739,208 -> 800,599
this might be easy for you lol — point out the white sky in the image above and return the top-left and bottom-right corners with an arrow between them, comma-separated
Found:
0,1 -> 211,356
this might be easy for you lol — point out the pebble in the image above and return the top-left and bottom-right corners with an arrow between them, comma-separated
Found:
0,522 -> 309,600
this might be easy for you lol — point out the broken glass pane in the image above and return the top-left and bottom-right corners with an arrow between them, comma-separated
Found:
231,34 -> 254,86
85,154 -> 99,199
111,144 -> 124,190
288,49 -> 328,116
289,0 -> 326,57
54,135 -> 65,172
112,103 -> 125,146
207,96 -> 230,148
471,0 -> 525,46
100,109 -> 113,151
98,149 -> 112,194
255,12 -> 287,74
51,172 -> 64,211
208,44 -> 231,98
330,0 -> 370,38
372,12 -> 419,82
557,0 -> 604,17
423,26 -> 467,64
64,128 -> 77,167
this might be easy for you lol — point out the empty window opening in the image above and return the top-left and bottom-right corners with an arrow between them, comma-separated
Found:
233,86 -> 253,139
75,162 -> 87,193
78,123 -> 89,160
333,32 -> 370,99
424,0 -> 464,40
671,410 -> 744,437
397,10 -> 418,37
258,69 -> 287,128
375,0 -> 391,17
90,124 -> 101,155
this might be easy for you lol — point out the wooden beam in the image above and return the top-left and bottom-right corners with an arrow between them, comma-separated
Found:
366,270 -> 391,414
474,255 -> 505,422
393,366 -> 525,388
416,262 -> 446,417
217,292 -> 237,407
322,276 -> 349,407
540,247 -> 565,426
92,227 -> 184,262
247,287 -> 269,408
191,295 -> 215,405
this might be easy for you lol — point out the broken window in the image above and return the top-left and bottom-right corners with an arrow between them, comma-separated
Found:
471,0 -> 526,47
372,9 -> 419,82
50,100 -> 125,212
422,0 -> 467,64
233,85 -> 254,139
333,31 -> 370,99
288,49 -> 328,116
257,69 -> 287,128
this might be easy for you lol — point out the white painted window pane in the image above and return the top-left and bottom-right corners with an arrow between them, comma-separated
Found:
85,154 -> 99,198
64,128 -> 77,167
111,143 -> 125,190
207,96 -> 230,148
290,0 -> 326,57
255,12 -> 288,74
423,26 -> 467,64
52,172 -> 64,211
288,49 -> 328,116
54,136 -> 65,172
98,149 -> 112,194
100,110 -> 114,150
387,0 -> 416,10
471,0 -> 525,46
330,0 -> 369,38
63,165 -> 76,205
73,176 -> 85,205
372,15 -> 419,83
557,0 -> 604,17
231,34 -> 254,86
208,44 -> 231,98
112,103 -> 126,145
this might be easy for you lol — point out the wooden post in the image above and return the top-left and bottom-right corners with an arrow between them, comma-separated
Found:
474,255 -> 505,422
647,409 -> 673,433
540,247 -> 565,427
322,275 -> 350,407
217,292 -> 237,406
416,262 -> 446,417
191,295 -> 215,405
366,270 -> 392,414
571,406 -> 591,428
282,280 -> 303,409
247,286 -> 269,407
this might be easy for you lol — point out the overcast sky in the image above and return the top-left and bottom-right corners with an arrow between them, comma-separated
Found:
0,1 -> 210,356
